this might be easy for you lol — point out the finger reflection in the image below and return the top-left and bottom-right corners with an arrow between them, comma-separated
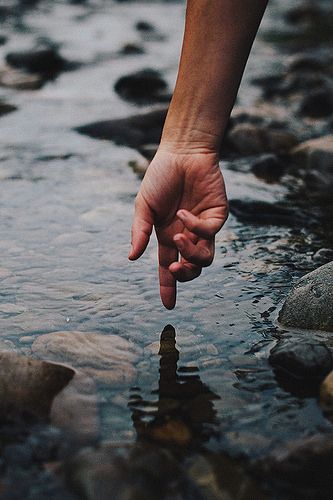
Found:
128,324 -> 220,448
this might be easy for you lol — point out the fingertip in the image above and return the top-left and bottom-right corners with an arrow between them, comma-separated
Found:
177,209 -> 189,220
160,286 -> 176,310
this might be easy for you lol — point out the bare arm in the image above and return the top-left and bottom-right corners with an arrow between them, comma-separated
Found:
129,0 -> 268,309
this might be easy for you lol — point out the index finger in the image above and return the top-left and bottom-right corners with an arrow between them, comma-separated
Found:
158,243 -> 178,310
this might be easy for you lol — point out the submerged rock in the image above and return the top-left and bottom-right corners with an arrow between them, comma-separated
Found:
32,330 -> 141,384
75,107 -> 168,149
114,69 -> 170,104
279,262 -> 333,332
0,351 -> 74,419
269,339 -> 333,381
68,442 -> 189,500
262,434 -> 333,500
0,351 -> 98,443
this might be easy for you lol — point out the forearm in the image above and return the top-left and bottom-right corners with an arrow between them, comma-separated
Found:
160,0 -> 268,154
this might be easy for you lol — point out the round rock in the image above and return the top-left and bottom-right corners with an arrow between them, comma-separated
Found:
32,331 -> 141,385
278,262 -> 333,332
269,339 -> 333,380
114,69 -> 169,104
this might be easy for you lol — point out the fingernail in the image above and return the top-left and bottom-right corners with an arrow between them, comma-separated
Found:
177,210 -> 187,219
174,235 -> 183,248
128,244 -> 133,259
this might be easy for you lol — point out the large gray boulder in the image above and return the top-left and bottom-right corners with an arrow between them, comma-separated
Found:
278,262 -> 333,332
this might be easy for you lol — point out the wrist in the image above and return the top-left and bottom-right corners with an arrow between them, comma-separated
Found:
159,95 -> 227,156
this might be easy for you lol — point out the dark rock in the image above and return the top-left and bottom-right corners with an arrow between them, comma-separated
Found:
75,107 -> 168,149
0,351 -> 98,444
119,43 -> 145,55
251,73 -> 283,90
261,434 -> 333,500
67,442 -> 197,500
299,88 -> 333,118
0,35 -> 7,45
262,73 -> 330,99
314,248 -> 333,262
114,68 -> 170,104
229,199 -> 306,227
227,123 -> 297,155
288,55 -> 327,74
279,262 -> 333,332
135,20 -> 155,32
269,339 -> 333,381
250,154 -> 286,183
5,46 -> 69,78
284,5 -> 324,25
0,100 -> 17,117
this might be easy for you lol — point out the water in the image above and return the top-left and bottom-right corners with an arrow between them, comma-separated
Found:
0,0 -> 333,496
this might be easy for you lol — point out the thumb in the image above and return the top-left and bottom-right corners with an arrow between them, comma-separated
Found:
128,195 -> 153,260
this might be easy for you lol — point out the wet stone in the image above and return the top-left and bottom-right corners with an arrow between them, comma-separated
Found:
313,248 -> 333,263
250,154 -> 286,183
114,68 -> 170,105
261,434 -> 333,500
284,4 -> 326,25
119,43 -> 145,55
75,107 -> 168,149
269,339 -> 333,381
279,261 -> 333,332
135,20 -> 155,32
299,87 -> 333,118
67,442 -> 194,500
287,54 -> 328,74
32,331 -> 141,385
227,123 -> 297,155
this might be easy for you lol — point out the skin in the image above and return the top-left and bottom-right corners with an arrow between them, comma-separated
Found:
129,0 -> 268,309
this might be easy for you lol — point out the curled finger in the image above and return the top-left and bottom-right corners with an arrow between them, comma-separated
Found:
173,234 -> 214,267
177,209 -> 227,239
169,260 -> 202,282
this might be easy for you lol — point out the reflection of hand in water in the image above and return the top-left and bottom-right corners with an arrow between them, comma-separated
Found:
128,324 -> 220,448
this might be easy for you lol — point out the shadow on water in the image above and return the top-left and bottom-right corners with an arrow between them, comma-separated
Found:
128,324 -> 220,450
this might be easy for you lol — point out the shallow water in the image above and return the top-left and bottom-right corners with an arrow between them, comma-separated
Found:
1,0 -> 333,495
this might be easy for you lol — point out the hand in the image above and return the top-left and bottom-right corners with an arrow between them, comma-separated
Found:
128,149 -> 228,309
